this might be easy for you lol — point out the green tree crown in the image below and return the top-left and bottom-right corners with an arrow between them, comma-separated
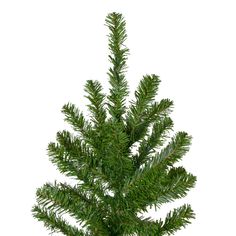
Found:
32,12 -> 196,236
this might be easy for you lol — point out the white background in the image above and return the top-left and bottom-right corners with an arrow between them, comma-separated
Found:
1,0 -> 236,235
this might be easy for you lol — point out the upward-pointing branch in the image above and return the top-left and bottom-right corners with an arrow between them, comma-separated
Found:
106,12 -> 129,122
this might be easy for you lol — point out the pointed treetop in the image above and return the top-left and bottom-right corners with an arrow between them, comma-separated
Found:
106,12 -> 129,122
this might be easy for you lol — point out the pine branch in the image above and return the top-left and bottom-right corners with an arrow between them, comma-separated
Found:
34,182 -> 110,235
124,204 -> 195,236
32,205 -> 89,236
126,98 -> 174,148
128,74 -> 161,119
154,167 -> 196,207
55,130 -> 92,162
84,80 -> 107,127
125,74 -> 161,141
61,103 -> 95,147
106,12 -> 129,122
125,166 -> 196,212
145,99 -> 174,122
160,204 -> 195,235
134,116 -> 174,168
156,131 -> 192,167
47,130 -> 89,179
123,214 -> 162,236
47,130 -> 110,200
122,132 -> 193,212
48,141 -> 81,178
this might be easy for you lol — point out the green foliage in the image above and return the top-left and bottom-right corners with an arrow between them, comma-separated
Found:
32,12 -> 196,236
32,205 -> 88,236
106,12 -> 129,122
84,80 -> 107,127
160,204 -> 195,235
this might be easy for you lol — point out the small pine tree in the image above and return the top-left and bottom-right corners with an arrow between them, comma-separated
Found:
32,12 -> 196,236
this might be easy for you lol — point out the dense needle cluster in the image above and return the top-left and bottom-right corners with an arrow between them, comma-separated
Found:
32,12 -> 196,236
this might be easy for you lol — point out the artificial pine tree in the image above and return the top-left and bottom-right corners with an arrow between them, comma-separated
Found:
32,12 -> 196,236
